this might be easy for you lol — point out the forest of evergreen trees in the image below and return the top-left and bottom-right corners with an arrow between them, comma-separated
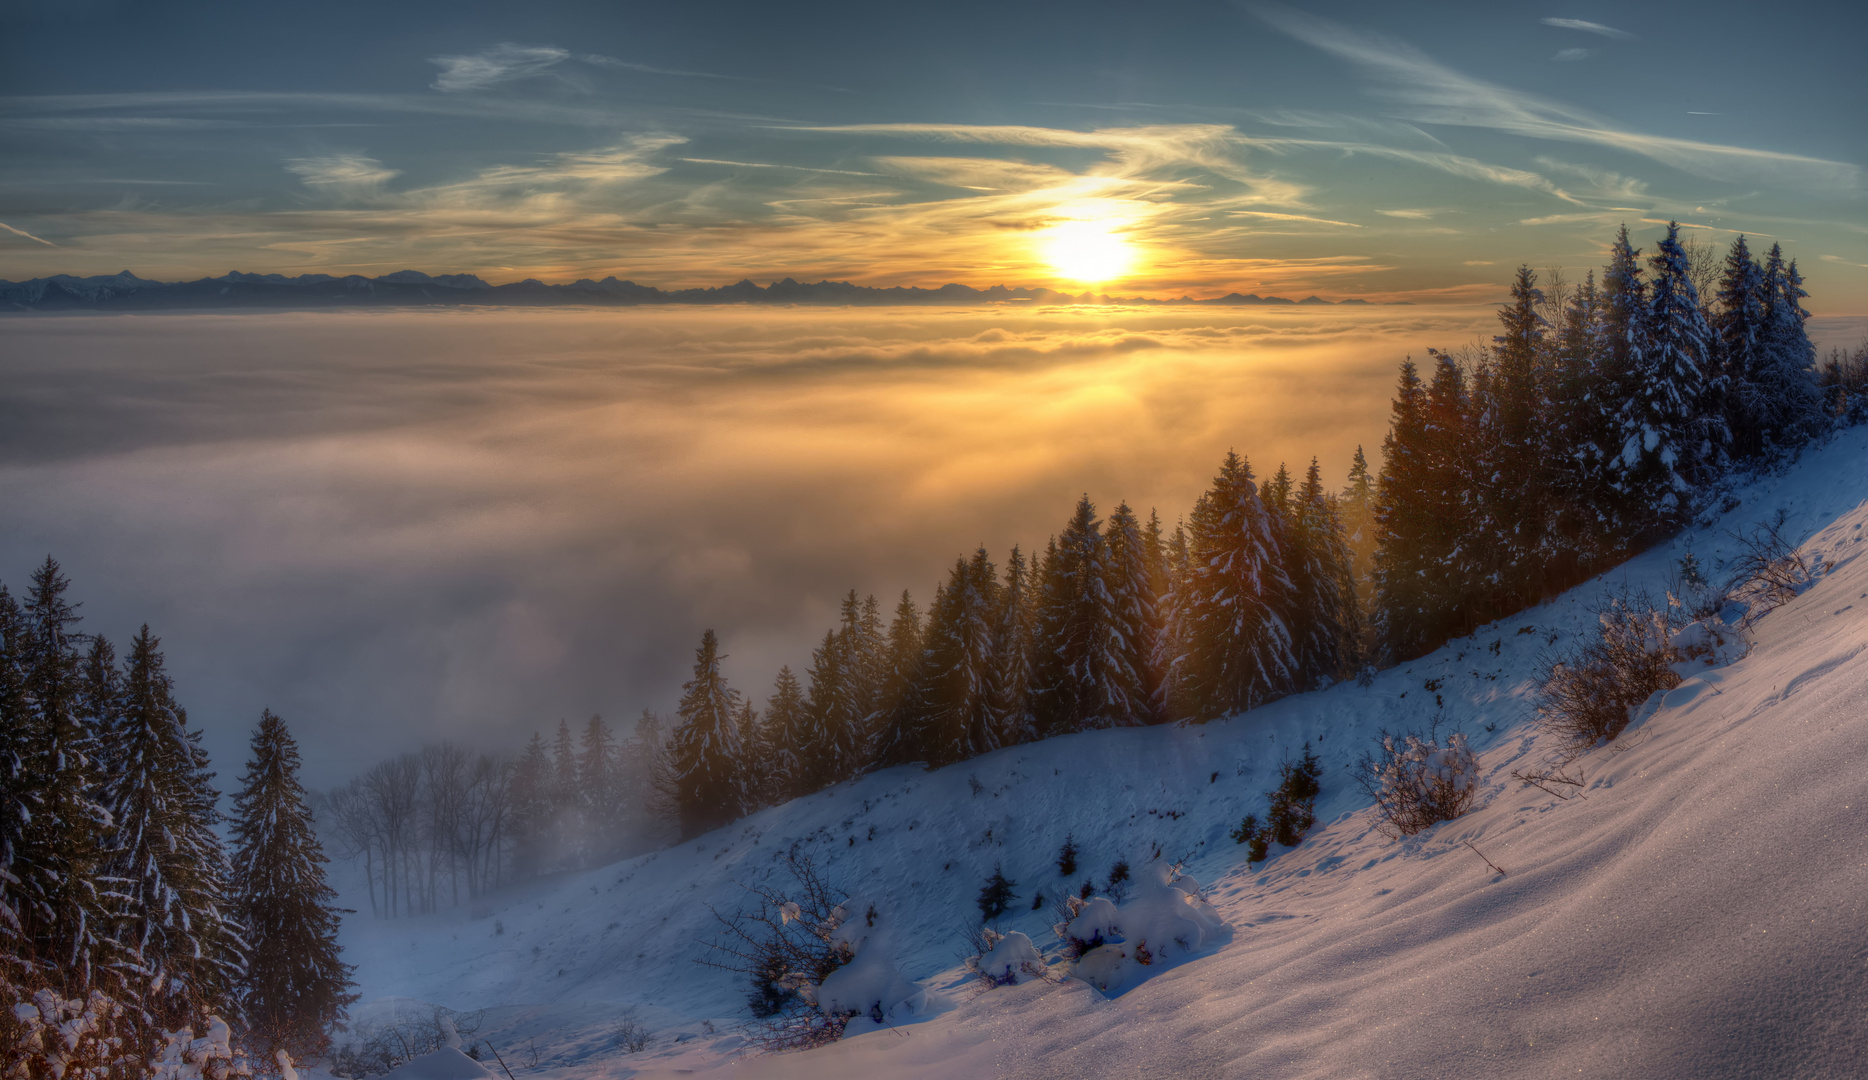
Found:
657,222 -> 1848,841
1,560 -> 354,1077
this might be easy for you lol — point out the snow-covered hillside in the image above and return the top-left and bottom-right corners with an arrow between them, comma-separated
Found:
341,425 -> 1868,1079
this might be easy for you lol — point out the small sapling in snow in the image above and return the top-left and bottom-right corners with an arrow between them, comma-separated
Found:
1057,833 -> 1079,877
977,864 -> 1018,921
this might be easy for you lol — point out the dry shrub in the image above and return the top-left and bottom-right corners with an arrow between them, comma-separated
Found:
1536,591 -> 1681,756
1356,725 -> 1480,839
1723,517 -> 1813,628
700,848 -> 853,1053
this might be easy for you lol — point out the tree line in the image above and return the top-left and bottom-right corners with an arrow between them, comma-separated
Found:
1374,224 -> 1830,655
322,712 -> 663,918
2,559 -> 354,1076
660,222 -> 1846,841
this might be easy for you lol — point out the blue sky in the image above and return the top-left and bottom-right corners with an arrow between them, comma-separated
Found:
2,0 -> 1864,306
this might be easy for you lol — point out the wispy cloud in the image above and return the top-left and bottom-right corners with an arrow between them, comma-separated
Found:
582,54 -> 747,83
1254,6 -> 1860,190
1540,18 -> 1634,39
1377,208 -> 1454,220
1553,48 -> 1593,62
286,154 -> 402,201
0,220 -> 57,246
430,44 -> 574,93
1227,210 -> 1362,227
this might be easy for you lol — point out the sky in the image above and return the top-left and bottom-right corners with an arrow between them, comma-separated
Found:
1,0 -> 1865,308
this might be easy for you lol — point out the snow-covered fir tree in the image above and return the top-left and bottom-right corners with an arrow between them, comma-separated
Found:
986,545 -> 1037,747
1169,455 -> 1294,718
1755,244 -> 1827,457
668,629 -> 745,839
759,666 -> 808,803
1101,502 -> 1159,725
103,625 -> 243,1030
10,559 -> 130,1001
230,709 -> 356,1057
893,550 -> 1000,767
1286,461 -> 1359,688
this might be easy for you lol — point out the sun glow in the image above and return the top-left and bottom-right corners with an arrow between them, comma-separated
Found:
1040,219 -> 1138,284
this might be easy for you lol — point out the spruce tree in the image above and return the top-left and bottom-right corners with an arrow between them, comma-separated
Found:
987,546 -> 1038,747
1717,234 -> 1771,460
1487,266 -> 1551,603
1174,454 -> 1294,718
1756,246 -> 1827,456
878,591 -> 921,729
668,629 -> 745,839
508,733 -> 551,879
760,667 -> 808,803
1373,360 -> 1441,660
799,629 -> 846,791
0,585 -> 34,994
12,559 -> 128,1000
1101,503 -> 1158,725
1615,221 -> 1722,538
230,709 -> 356,1057
900,552 -> 998,767
1288,461 -> 1359,687
1032,496 -> 1135,732
577,714 -> 618,845
105,626 -> 243,1029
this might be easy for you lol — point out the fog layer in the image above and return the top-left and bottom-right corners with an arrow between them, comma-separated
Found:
0,304 -> 1575,781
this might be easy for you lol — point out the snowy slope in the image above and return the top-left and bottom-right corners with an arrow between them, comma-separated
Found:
341,424 -> 1868,1079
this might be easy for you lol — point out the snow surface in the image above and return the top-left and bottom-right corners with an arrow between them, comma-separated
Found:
340,424 -> 1868,1078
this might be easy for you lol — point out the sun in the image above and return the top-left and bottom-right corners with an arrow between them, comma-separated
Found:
1040,219 -> 1138,284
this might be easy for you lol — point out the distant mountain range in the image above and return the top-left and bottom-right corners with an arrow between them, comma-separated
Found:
0,269 -> 1410,312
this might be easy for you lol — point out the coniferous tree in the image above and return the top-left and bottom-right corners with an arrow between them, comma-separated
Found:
1033,497 -> 1140,732
878,591 -> 921,729
899,551 -> 999,766
507,733 -> 551,879
1608,222 -> 1721,539
577,714 -> 618,846
732,700 -> 763,810
987,546 -> 1038,746
0,587 -> 29,994
760,667 -> 808,803
1718,234 -> 1772,461
12,559 -> 128,1001
1152,521 -> 1194,717
1756,246 -> 1827,456
1101,503 -> 1158,726
1288,461 -> 1359,687
104,626 -> 242,1029
1546,269 -> 1616,575
668,629 -> 745,839
1374,361 -> 1447,660
230,709 -> 356,1057
1487,266 -> 1551,603
1172,454 -> 1293,718
799,630 -> 847,791
1337,447 -> 1378,618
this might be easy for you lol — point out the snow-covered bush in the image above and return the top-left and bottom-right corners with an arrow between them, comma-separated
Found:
152,1015 -> 252,1080
1357,728 -> 1480,838
703,849 -> 921,1052
2,988 -> 138,1080
1053,866 -> 1226,996
1536,592 -> 1684,754
963,929 -> 1047,987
